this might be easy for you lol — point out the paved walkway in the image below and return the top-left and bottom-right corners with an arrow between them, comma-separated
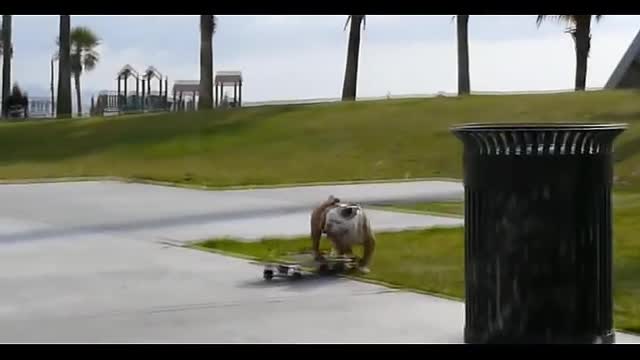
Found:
0,180 -> 636,343
0,180 -> 463,244
0,236 -> 465,343
0,236 -> 637,343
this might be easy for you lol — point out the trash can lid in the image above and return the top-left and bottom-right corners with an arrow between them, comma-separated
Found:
450,122 -> 627,133
450,123 -> 628,156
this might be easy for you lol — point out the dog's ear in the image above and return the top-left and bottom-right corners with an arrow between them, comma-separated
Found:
328,195 -> 340,204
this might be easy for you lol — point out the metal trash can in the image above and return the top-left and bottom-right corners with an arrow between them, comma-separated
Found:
451,123 -> 626,344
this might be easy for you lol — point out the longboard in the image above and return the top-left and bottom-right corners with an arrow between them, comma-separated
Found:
252,254 -> 359,280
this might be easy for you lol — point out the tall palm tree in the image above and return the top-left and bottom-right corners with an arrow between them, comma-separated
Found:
56,15 -> 72,118
536,15 -> 603,91
198,15 -> 217,110
1,15 -> 12,118
341,15 -> 366,101
69,26 -> 100,116
456,15 -> 470,95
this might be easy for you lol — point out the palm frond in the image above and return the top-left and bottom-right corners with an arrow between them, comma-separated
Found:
70,26 -> 100,48
344,16 -> 351,31
536,15 -> 603,28
60,26 -> 101,75
82,51 -> 99,72
201,15 -> 217,37
536,15 -> 570,27
344,15 -> 366,32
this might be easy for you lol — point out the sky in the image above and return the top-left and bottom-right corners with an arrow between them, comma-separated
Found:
3,15 -> 640,104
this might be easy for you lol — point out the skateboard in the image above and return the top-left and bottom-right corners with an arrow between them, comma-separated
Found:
254,255 -> 359,281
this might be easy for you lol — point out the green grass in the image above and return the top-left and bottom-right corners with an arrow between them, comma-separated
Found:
385,193 -> 640,217
2,90 -> 640,190
195,194 -> 640,334
197,227 -> 466,299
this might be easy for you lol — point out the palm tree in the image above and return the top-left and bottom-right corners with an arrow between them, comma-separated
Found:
56,15 -> 72,118
536,15 -> 603,91
456,15 -> 470,95
69,26 -> 100,116
198,15 -> 217,110
341,15 -> 366,101
1,15 -> 12,118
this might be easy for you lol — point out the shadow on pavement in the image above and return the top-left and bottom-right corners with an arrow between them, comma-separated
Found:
237,274 -> 350,291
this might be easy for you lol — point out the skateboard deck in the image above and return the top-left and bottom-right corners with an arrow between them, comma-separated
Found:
253,254 -> 359,280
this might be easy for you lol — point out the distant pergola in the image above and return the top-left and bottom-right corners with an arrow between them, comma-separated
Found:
215,71 -> 243,107
172,80 -> 199,111
115,65 -> 140,106
114,64 -> 169,110
142,66 -> 168,100
172,71 -> 244,110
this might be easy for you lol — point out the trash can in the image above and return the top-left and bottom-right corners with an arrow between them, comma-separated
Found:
451,123 -> 626,344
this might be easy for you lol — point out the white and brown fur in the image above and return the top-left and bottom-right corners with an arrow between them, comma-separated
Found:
310,195 -> 376,271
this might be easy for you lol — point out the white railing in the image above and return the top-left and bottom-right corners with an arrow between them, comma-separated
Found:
240,87 -> 606,108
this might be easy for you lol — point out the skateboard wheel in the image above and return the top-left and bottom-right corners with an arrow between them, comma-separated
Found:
263,269 -> 274,280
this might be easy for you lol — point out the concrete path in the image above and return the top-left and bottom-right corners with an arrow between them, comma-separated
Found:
0,236 -> 465,343
0,235 -> 637,343
0,180 -> 463,244
0,180 -> 637,343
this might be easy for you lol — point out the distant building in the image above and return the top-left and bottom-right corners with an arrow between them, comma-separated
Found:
605,29 -> 640,89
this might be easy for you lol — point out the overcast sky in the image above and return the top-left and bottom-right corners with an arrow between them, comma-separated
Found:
4,15 -> 640,102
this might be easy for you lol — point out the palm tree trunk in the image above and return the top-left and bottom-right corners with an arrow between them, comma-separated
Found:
573,16 -> 592,91
341,16 -> 363,101
56,15 -> 72,118
1,15 -> 12,118
456,15 -> 470,95
50,58 -> 55,116
198,15 -> 214,110
74,72 -> 82,116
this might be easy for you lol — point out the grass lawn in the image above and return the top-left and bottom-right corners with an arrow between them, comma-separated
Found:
195,193 -> 640,334
1,90 -> 640,192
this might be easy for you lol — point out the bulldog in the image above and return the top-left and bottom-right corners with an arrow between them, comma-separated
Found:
309,195 -> 376,273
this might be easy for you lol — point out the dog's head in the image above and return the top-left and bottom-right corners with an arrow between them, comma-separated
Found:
323,203 -> 362,236
338,204 -> 360,220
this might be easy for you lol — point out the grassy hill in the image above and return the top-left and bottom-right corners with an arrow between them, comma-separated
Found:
1,90 -> 640,190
